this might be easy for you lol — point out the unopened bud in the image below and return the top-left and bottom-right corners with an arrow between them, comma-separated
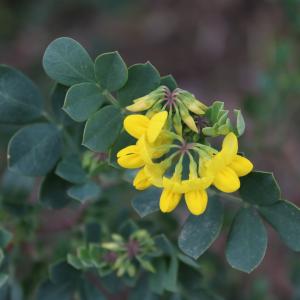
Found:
126,95 -> 155,112
126,86 -> 166,112
145,101 -> 163,118
173,109 -> 182,136
178,101 -> 198,133
176,90 -> 207,115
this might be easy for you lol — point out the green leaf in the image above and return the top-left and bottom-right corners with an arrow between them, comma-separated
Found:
0,65 -> 43,124
259,200 -> 300,251
129,276 -> 159,300
151,234 -> 178,292
51,84 -> 73,126
79,278 -> 107,300
85,222 -> 102,243
83,105 -> 123,152
149,260 -> 167,295
64,83 -> 105,122
67,181 -> 101,203
160,75 -> 177,91
0,250 -> 4,265
50,261 -> 80,284
154,234 -> 174,255
226,208 -> 267,273
40,173 -> 72,209
43,37 -> 95,86
178,195 -> 223,259
36,280 -> 73,300
240,171 -> 280,206
55,155 -> 87,184
0,228 -> 12,248
95,51 -> 128,92
234,109 -> 245,136
164,255 -> 179,293
117,62 -> 160,107
0,274 -> 8,289
131,187 -> 161,218
8,123 -> 62,176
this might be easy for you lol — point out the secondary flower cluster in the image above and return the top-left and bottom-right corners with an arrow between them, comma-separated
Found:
68,229 -> 157,278
117,86 -> 253,215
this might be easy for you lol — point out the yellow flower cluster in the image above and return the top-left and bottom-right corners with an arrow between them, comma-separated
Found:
117,87 -> 253,216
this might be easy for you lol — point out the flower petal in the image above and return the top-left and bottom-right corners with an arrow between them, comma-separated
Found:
144,163 -> 168,188
182,177 -> 212,192
229,155 -> 253,177
221,132 -> 238,163
117,145 -> 138,158
124,115 -> 150,139
117,145 -> 144,169
159,189 -> 181,213
117,154 -> 144,169
137,135 -> 153,164
126,95 -> 151,112
133,168 -> 152,190
147,111 -> 168,143
213,166 -> 240,193
185,190 -> 208,215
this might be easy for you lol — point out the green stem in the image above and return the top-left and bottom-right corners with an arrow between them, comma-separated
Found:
42,111 -> 57,124
102,90 -> 126,113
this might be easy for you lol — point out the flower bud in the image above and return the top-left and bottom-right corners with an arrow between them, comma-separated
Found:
145,101 -> 163,118
126,95 -> 155,112
173,109 -> 182,136
126,86 -> 166,112
178,101 -> 198,133
176,89 -> 207,115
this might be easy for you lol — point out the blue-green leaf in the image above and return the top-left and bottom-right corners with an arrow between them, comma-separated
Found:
8,123 -> 62,176
240,171 -> 280,206
160,75 -> 177,91
131,187 -> 161,218
178,195 -> 223,259
0,65 -> 43,124
67,181 -> 101,203
117,63 -> 160,107
64,83 -> 105,122
226,208 -> 267,273
259,200 -> 300,251
43,37 -> 95,86
83,105 -> 123,152
95,51 -> 128,92
55,155 -> 87,184
40,173 -> 71,209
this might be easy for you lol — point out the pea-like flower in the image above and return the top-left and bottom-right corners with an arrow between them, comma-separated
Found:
202,132 -> 253,193
117,87 -> 254,216
117,111 -> 169,168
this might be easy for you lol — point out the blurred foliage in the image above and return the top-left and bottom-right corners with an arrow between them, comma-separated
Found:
0,0 -> 300,299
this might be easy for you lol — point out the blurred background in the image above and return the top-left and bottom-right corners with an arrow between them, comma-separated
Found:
1,0 -> 300,299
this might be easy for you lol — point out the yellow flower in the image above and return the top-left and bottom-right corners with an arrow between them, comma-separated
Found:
181,156 -> 213,215
126,86 -> 165,112
133,160 -> 171,190
181,177 -> 212,215
159,158 -> 185,213
202,132 -> 253,193
117,136 -> 152,169
160,176 -> 184,213
124,111 -> 168,143
126,95 -> 154,112
133,168 -> 152,190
